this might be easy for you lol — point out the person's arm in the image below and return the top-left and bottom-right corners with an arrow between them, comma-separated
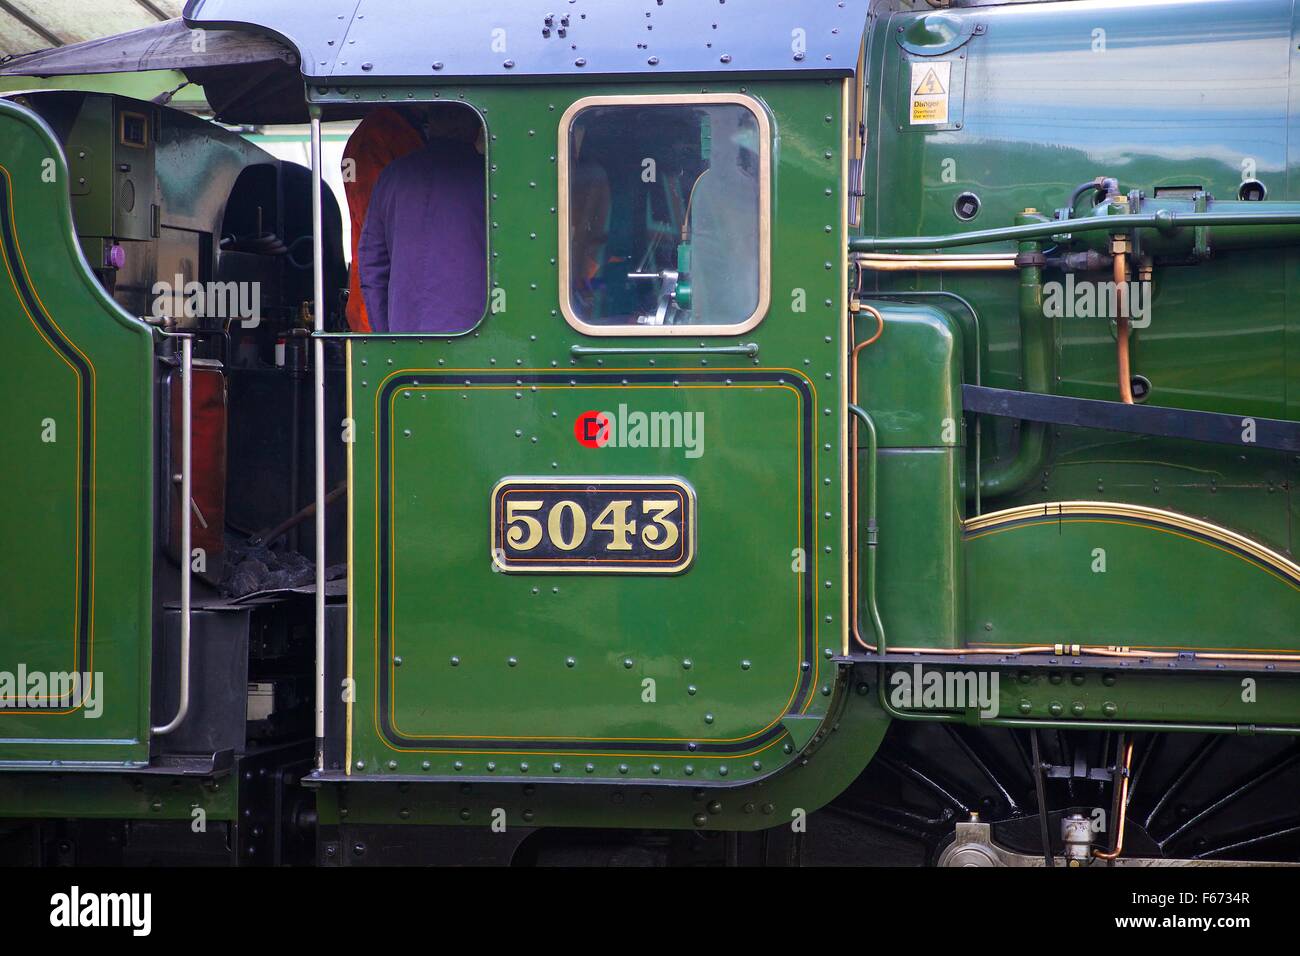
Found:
357,173 -> 393,333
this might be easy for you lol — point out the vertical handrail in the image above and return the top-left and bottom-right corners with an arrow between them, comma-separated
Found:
310,113 -> 326,768
848,403 -> 885,654
153,333 -> 193,735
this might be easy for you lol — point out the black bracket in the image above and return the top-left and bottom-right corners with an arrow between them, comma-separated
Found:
963,385 -> 1300,453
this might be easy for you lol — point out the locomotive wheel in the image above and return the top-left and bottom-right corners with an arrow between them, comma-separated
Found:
821,720 -> 1300,865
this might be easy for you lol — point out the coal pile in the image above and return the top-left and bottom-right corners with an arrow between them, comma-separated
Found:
221,534 -> 315,597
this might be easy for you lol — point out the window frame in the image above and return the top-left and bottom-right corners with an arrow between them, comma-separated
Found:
557,93 -> 773,337
339,101 -> 493,338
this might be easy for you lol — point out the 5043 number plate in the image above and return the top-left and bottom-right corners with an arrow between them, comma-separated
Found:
491,478 -> 696,574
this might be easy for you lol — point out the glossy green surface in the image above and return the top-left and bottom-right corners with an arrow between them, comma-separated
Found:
338,79 -> 857,788
0,99 -> 153,766
883,664 -> 1300,731
965,508 -> 1300,651
320,675 -> 890,832
855,0 -> 1300,663
862,0 -> 1299,558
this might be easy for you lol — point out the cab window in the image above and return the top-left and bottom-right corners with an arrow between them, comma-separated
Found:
560,95 -> 770,335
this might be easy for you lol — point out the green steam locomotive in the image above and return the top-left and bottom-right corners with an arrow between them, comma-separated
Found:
0,0 -> 1298,866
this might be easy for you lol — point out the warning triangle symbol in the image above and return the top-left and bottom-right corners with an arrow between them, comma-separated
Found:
914,68 -> 946,96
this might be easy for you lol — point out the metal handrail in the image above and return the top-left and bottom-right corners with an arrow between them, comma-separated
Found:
153,333 -> 193,735
310,112 -> 327,767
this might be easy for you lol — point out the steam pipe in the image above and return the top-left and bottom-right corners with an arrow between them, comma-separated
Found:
979,213 -> 1052,499
849,206 -> 1300,253
1115,246 -> 1135,404
1093,739 -> 1135,861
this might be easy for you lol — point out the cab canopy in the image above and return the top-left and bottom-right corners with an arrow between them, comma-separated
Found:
183,0 -> 870,82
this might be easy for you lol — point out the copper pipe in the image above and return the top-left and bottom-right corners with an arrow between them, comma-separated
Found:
854,253 -> 1018,273
1115,250 -> 1135,404
850,304 -> 885,406
1093,740 -> 1135,861
850,305 -> 885,651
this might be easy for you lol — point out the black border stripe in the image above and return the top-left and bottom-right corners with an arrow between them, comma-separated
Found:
0,178 -> 91,675
374,370 -> 816,753
963,384 -> 1300,454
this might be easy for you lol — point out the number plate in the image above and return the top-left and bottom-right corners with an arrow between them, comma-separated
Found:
491,477 -> 696,574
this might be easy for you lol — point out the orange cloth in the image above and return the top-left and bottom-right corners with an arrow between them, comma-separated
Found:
342,108 -> 424,332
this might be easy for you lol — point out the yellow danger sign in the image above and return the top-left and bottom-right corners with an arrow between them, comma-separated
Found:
914,68 -> 946,96
909,60 -> 952,125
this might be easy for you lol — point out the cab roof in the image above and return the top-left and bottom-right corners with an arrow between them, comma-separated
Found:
183,0 -> 871,83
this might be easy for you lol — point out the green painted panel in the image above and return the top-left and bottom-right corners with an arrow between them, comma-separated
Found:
874,449 -> 963,650
965,507 -> 1300,651
854,304 -> 963,450
339,78 -> 854,788
383,380 -> 807,743
860,0 -> 1300,559
320,677 -> 891,833
0,99 -> 153,765
0,772 -> 235,821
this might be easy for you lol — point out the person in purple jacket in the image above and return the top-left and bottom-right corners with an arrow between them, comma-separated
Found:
357,113 -> 487,334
